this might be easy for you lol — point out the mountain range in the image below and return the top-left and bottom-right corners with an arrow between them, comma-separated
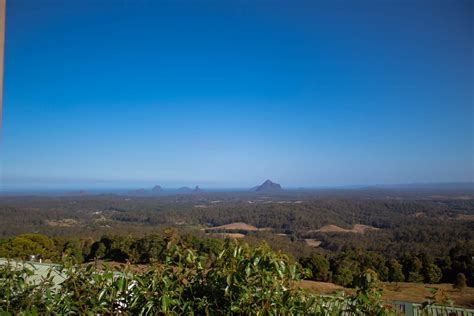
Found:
125,180 -> 283,196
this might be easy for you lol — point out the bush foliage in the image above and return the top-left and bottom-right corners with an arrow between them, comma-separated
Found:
0,238 -> 392,315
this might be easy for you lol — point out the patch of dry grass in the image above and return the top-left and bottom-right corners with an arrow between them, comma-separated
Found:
208,233 -> 246,239
456,214 -> 474,221
382,282 -> 474,308
46,218 -> 80,227
206,222 -> 260,231
314,224 -> 379,234
304,239 -> 322,247
299,280 -> 349,295
300,280 -> 474,308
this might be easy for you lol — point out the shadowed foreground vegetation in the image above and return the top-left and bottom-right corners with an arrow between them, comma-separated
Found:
1,238 -> 392,315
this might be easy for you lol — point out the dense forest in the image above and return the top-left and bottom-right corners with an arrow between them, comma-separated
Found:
0,193 -> 472,258
0,192 -> 473,285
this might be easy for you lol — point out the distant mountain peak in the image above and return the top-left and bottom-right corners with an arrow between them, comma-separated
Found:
194,185 -> 202,192
151,185 -> 163,195
151,185 -> 163,192
254,180 -> 283,192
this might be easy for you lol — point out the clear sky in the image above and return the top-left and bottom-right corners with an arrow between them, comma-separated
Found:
1,0 -> 473,190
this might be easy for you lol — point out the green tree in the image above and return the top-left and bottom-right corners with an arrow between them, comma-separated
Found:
0,234 -> 56,260
63,239 -> 84,263
89,242 -> 106,260
401,254 -> 422,281
300,254 -> 331,282
361,252 -> 389,281
453,273 -> 467,290
333,267 -> 353,287
349,269 -> 387,315
422,263 -> 442,284
436,256 -> 452,283
449,241 -> 474,287
387,259 -> 405,282
407,271 -> 424,283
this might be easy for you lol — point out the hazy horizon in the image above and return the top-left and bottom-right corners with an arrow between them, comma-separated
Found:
1,0 -> 473,190
2,177 -> 474,193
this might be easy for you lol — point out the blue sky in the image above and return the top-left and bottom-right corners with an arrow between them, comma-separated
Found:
1,0 -> 473,190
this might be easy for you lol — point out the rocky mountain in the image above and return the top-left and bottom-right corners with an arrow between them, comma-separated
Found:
151,185 -> 163,194
254,180 -> 283,192
193,185 -> 203,193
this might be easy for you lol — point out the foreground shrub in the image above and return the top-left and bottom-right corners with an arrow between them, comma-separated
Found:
0,239 -> 393,315
453,273 -> 467,290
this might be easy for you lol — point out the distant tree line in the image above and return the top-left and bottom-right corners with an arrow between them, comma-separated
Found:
299,240 -> 473,288
0,197 -> 472,260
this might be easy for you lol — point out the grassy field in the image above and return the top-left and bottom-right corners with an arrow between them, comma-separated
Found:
300,280 -> 474,308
